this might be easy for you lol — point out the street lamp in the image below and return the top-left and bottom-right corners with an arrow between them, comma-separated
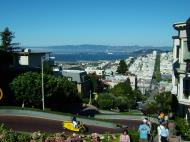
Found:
41,56 -> 45,111
41,55 -> 55,111
89,90 -> 92,105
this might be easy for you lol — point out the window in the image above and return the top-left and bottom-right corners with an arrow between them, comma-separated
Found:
176,45 -> 180,58
183,77 -> 190,97
187,62 -> 190,73
187,41 -> 190,52
67,77 -> 72,81
183,41 -> 190,60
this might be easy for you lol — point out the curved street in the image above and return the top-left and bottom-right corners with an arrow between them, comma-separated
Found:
0,109 -> 144,134
0,115 -> 141,134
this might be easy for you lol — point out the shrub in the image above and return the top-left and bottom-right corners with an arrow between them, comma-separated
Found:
129,130 -> 139,142
16,133 -> 31,142
97,93 -> 114,110
175,117 -> 190,140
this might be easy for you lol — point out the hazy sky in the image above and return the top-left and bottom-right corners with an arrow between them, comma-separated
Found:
0,0 -> 189,47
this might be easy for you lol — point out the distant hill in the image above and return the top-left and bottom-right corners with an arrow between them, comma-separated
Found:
25,44 -> 172,54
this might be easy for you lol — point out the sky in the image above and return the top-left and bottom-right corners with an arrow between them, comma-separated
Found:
0,0 -> 189,47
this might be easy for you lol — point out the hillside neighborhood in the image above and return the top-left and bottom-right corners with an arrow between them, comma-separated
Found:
0,4 -> 190,142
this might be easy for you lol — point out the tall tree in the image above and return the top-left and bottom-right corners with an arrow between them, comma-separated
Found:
88,73 -> 103,93
154,91 -> 178,113
0,27 -> 18,51
117,60 -> 128,74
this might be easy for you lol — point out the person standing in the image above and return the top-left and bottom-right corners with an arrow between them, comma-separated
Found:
138,119 -> 150,142
160,122 -> 169,142
120,129 -> 131,142
157,123 -> 162,142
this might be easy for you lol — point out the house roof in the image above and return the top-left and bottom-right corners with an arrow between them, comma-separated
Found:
16,51 -> 51,55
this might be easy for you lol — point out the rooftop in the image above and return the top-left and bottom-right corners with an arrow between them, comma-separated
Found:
62,70 -> 85,73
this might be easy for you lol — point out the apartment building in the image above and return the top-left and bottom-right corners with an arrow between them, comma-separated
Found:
172,18 -> 190,121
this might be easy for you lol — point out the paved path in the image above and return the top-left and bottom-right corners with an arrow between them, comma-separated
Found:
0,109 -> 117,128
95,114 -> 158,124
0,115 -> 120,134
0,108 -> 161,136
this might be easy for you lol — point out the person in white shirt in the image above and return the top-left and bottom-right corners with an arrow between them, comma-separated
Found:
159,122 -> 169,142
157,123 -> 162,142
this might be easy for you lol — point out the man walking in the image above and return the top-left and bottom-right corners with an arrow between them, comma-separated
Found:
138,119 -> 150,142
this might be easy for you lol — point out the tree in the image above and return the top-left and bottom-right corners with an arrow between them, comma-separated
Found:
154,92 -> 178,113
142,102 -> 159,116
117,60 -> 128,74
97,93 -> 114,110
10,72 -> 82,112
43,60 -> 53,74
88,73 -> 103,93
153,54 -> 161,82
10,72 -> 42,108
126,93 -> 137,111
132,89 -> 146,102
45,75 -> 81,112
0,27 -> 18,51
111,81 -> 132,96
114,96 -> 128,112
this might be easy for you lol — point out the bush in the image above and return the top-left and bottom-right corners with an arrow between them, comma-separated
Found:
175,117 -> 190,140
129,130 -> 139,142
114,96 -> 128,112
16,133 -> 31,142
97,93 -> 114,110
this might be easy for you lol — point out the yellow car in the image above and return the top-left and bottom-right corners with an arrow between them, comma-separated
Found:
63,121 -> 88,133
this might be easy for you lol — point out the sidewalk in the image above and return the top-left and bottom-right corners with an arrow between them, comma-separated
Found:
95,114 -> 159,124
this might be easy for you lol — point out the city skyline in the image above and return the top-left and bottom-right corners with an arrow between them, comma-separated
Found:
0,0 -> 189,47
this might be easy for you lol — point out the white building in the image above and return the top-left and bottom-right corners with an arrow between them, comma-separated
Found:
172,19 -> 190,121
160,52 -> 173,79
85,67 -> 105,76
129,53 -> 156,94
17,48 -> 53,68
103,74 -> 137,90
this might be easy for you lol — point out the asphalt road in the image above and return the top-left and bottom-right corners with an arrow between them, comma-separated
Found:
0,115 -> 141,134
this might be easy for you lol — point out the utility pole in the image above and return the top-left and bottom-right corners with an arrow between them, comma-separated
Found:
41,56 -> 45,111
89,90 -> 92,105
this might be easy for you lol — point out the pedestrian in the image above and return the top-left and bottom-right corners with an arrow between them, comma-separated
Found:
138,119 -> 150,142
157,123 -> 162,142
120,129 -> 131,142
145,118 -> 152,142
159,122 -> 169,142
164,113 -> 168,123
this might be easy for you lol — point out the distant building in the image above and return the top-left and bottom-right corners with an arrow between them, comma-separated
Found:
172,18 -> 190,121
153,50 -> 157,57
159,81 -> 172,93
62,70 -> 90,96
102,74 -> 137,90
85,67 -> 105,76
